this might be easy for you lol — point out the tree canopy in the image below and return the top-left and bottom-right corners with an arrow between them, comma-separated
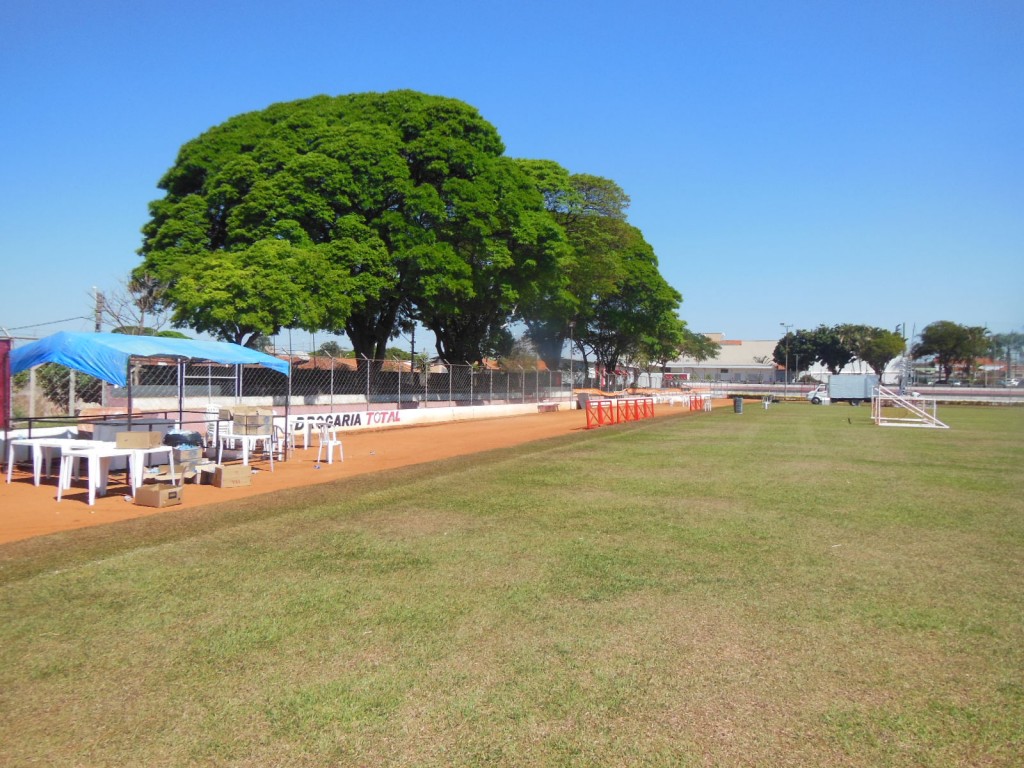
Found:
137,92 -> 686,364
774,324 -> 906,376
912,321 -> 989,381
516,167 -> 689,374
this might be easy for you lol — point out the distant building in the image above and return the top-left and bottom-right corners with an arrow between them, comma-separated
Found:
664,333 -> 780,384
661,333 -> 910,386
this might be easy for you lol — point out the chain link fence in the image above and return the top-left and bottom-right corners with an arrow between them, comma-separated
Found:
8,354 -> 583,426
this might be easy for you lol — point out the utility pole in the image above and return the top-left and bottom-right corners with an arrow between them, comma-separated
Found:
780,322 -> 792,400
94,286 -> 107,406
93,287 -> 105,332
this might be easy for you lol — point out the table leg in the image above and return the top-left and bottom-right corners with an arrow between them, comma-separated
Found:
94,455 -> 113,503
129,453 -> 142,497
33,445 -> 45,486
57,454 -> 74,502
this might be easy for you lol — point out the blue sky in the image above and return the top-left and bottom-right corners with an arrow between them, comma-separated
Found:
2,0 -> 1021,351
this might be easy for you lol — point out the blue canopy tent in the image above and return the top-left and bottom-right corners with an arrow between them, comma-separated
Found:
10,331 -> 291,435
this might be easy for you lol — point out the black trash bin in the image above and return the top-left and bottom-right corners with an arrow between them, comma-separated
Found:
733,396 -> 743,414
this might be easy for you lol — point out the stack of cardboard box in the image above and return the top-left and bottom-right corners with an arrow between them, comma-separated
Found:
173,446 -> 204,475
231,406 -> 274,436
139,445 -> 212,484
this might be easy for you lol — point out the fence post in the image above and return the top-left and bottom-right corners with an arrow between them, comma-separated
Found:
448,363 -> 452,406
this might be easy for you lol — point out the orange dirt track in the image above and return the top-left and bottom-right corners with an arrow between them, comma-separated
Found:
1,405 -> 709,546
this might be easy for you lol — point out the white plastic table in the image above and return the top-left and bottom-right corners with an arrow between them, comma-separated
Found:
6,438 -> 98,486
218,432 -> 274,470
57,443 -> 175,505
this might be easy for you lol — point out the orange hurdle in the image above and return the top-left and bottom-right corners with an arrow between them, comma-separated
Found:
585,397 -> 655,429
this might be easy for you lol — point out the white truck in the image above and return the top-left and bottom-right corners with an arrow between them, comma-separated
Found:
807,374 -> 879,406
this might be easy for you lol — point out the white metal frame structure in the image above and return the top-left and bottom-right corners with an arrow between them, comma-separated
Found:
872,386 -> 949,429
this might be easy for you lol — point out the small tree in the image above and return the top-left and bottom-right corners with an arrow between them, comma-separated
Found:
316,341 -> 346,358
773,329 -> 820,377
857,328 -> 906,376
988,331 -> 1024,381
99,273 -> 174,335
913,321 -> 989,381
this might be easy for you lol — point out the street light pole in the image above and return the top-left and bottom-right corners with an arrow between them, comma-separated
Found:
780,322 -> 792,400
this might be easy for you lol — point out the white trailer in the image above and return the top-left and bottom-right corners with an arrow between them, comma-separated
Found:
807,374 -> 880,406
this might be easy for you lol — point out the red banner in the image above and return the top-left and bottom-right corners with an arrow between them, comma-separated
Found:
0,338 -> 11,431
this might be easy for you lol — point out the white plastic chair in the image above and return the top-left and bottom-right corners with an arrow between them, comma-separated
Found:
315,424 -> 343,465
273,424 -> 294,461
205,405 -> 235,449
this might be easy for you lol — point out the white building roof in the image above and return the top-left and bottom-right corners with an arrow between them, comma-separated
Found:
668,333 -> 779,370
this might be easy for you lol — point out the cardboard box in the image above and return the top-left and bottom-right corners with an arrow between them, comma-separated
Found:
115,430 -> 165,449
173,446 -> 203,463
235,413 -> 273,427
213,464 -> 252,488
231,406 -> 273,417
134,484 -> 183,508
196,463 -> 219,484
233,422 -> 272,436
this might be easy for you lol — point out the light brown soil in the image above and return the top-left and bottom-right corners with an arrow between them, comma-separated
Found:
1,403 -> 724,545
2,406 -> 711,546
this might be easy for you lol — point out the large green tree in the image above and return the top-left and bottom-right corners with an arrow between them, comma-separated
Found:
138,91 -> 553,358
414,156 -> 568,362
516,166 -> 676,373
578,223 -> 682,376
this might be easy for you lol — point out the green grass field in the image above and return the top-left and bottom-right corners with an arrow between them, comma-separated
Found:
2,404 -> 1022,767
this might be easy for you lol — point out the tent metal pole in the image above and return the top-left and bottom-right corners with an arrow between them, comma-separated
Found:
126,357 -> 133,428
178,359 -> 185,426
284,353 -> 292,462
